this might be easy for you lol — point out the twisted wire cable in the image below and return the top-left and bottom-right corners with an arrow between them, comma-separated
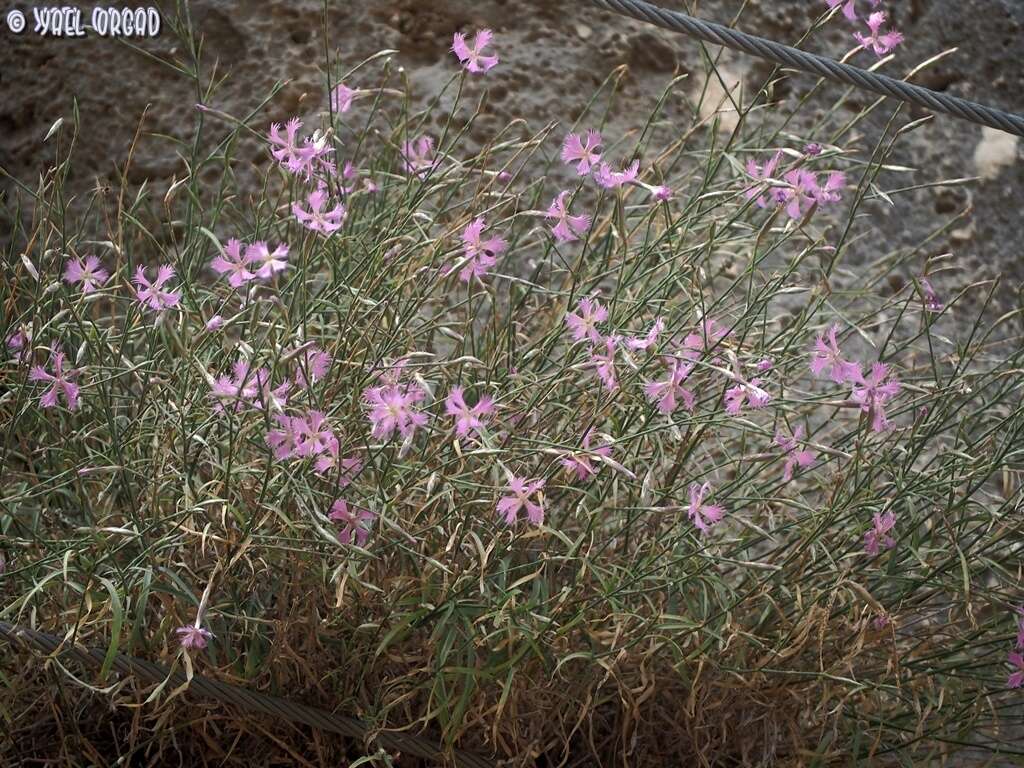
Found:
1,620 -> 494,768
584,0 -> 1024,137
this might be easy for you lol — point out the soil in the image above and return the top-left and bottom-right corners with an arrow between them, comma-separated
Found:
2,2 -> 1021,309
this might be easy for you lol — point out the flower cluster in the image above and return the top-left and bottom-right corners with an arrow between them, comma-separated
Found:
363,359 -> 431,446
744,150 -> 846,220
826,0 -> 903,57
267,111 -> 376,235
210,359 -> 290,414
268,117 -> 336,181
210,238 -> 289,288
564,294 -> 667,393
807,325 -> 906,555
561,128 -> 671,201
810,324 -> 902,434
17,20 -> 1023,745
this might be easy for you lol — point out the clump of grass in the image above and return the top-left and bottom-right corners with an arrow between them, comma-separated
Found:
2,5 -> 1023,766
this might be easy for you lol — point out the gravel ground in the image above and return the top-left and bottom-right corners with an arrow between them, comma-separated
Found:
1,1 -> 1021,300
2,1 -> 1021,284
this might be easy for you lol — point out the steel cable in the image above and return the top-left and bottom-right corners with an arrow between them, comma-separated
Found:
0,620 -> 494,768
584,0 -> 1024,137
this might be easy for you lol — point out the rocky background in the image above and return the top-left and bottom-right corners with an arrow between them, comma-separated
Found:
1,0 -> 1022,313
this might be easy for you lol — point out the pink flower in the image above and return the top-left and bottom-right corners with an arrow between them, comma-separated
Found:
594,159 -> 640,189
250,369 -> 291,412
29,346 -> 80,410
1007,652 -> 1024,689
625,318 -> 665,351
294,346 -> 331,388
780,169 -> 820,220
206,315 -> 224,331
63,255 -> 109,293
456,217 -> 506,281
854,12 -> 904,57
588,336 -> 619,391
210,238 -> 256,288
451,28 -> 498,73
6,327 -> 32,361
747,157 -> 844,218
920,278 -> 943,313
826,0 -> 881,22
683,317 -> 731,357
649,184 -> 673,202
560,430 -> 612,481
268,121 -> 336,180
134,265 -> 181,312
804,142 -> 823,156
331,83 -> 357,113
402,136 -> 437,177
724,378 -> 771,415
268,117 -> 307,174
210,359 -> 258,412
744,151 -> 784,208
246,241 -> 290,280
315,437 -> 363,486
755,357 -> 773,373
210,361 -> 289,413
336,161 -> 377,197
644,357 -> 695,414
372,355 -> 416,386
296,410 -> 335,457
270,118 -> 337,181
299,131 -> 338,180
810,324 -> 859,383
175,624 -> 213,651
561,129 -> 602,175
774,426 -> 816,481
497,475 -> 546,526
330,499 -> 375,546
816,171 -> 846,204
265,414 -> 306,460
687,482 -> 725,534
293,187 -> 346,234
7,328 -> 29,351
851,362 -> 901,432
445,386 -> 495,441
863,510 -> 896,555
364,383 -> 429,442
565,295 -> 608,344
546,191 -> 591,244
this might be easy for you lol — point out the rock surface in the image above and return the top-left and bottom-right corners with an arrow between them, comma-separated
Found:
1,0 -> 1021,312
